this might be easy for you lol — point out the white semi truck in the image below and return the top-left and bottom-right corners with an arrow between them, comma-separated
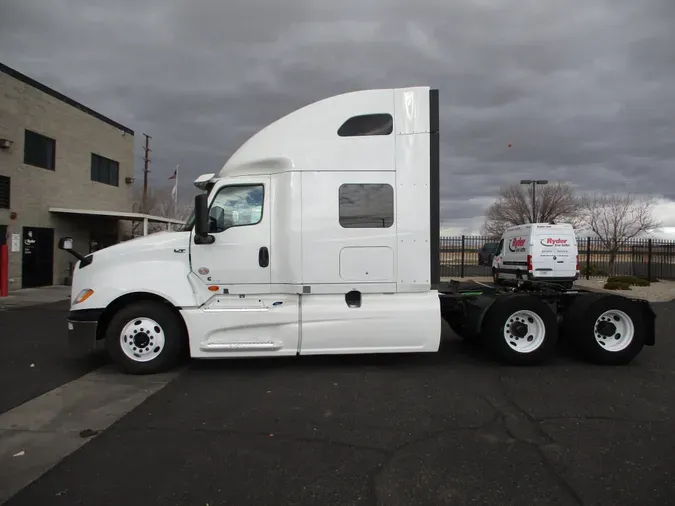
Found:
59,87 -> 656,374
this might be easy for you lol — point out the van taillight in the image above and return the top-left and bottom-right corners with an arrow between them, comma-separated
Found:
527,255 -> 533,271
576,255 -> 580,272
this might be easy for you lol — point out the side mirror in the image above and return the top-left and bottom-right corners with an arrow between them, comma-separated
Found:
194,194 -> 215,245
58,237 -> 74,251
57,236 -> 92,266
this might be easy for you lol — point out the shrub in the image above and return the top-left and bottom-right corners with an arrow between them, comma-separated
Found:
604,281 -> 631,290
582,264 -> 608,277
607,275 -> 650,287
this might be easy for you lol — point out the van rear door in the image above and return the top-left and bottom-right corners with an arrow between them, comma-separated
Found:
530,229 -> 555,278
536,227 -> 577,279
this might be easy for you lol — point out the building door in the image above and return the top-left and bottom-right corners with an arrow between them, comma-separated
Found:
22,227 -> 55,288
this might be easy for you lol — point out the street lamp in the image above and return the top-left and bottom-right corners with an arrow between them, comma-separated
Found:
520,179 -> 548,223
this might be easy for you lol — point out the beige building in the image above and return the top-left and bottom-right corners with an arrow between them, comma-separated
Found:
0,62 -> 181,291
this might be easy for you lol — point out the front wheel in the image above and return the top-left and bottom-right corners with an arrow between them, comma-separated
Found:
480,295 -> 558,365
105,301 -> 186,374
562,294 -> 646,365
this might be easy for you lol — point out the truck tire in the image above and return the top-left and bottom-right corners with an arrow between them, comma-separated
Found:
105,301 -> 186,375
480,294 -> 558,365
562,294 -> 646,365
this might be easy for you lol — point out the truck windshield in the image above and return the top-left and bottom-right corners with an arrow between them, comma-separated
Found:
180,211 -> 196,232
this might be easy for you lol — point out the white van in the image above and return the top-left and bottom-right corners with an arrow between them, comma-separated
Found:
492,223 -> 579,288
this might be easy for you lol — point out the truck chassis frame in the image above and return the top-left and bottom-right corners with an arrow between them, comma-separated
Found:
438,279 -> 656,366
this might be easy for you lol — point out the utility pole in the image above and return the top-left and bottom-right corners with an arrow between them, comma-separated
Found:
520,179 -> 548,223
142,133 -> 152,212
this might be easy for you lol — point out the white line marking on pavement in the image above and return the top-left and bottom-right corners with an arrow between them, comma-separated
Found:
473,280 -> 494,289
0,365 -> 181,504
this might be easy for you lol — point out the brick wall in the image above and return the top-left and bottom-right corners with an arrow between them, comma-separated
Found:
0,70 -> 135,289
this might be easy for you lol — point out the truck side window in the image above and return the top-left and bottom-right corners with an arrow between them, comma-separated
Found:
339,183 -> 394,228
495,239 -> 504,255
208,184 -> 264,233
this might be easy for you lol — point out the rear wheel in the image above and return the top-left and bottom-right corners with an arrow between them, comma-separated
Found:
480,295 -> 558,365
105,301 -> 186,374
562,294 -> 645,365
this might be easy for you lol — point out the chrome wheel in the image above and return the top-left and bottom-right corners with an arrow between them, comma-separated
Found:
503,309 -> 546,353
119,317 -> 166,363
594,309 -> 634,352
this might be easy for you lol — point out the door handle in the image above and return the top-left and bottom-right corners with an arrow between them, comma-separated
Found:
258,246 -> 269,268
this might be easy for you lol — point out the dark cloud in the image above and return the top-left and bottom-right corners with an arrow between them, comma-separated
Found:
1,0 -> 674,232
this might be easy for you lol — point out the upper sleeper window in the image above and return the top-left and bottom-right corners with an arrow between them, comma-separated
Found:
339,183 -> 394,228
337,114 -> 393,137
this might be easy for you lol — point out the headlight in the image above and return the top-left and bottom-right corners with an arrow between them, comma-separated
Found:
74,289 -> 94,304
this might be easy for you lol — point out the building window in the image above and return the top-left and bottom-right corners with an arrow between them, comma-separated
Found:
24,130 -> 56,170
339,183 -> 394,228
0,176 -> 9,209
337,114 -> 393,137
91,153 -> 119,186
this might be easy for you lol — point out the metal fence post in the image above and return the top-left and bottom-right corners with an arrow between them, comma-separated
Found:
460,235 -> 465,278
647,239 -> 652,281
586,237 -> 591,279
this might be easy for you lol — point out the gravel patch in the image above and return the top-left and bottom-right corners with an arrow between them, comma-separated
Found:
574,278 -> 675,303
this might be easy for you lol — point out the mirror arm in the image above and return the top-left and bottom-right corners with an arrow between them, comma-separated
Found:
65,250 -> 92,266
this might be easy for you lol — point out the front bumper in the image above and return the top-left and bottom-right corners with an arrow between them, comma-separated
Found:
67,308 -> 104,354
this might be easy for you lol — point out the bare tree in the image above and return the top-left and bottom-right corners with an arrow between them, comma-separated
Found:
579,193 -> 660,271
129,185 -> 192,236
482,182 -> 582,236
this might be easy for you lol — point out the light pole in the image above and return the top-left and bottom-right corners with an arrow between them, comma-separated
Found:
520,179 -> 548,223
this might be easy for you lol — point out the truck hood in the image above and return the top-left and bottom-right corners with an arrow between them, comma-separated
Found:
89,231 -> 191,263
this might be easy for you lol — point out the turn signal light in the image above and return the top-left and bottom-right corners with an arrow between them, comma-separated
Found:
74,288 -> 94,304
208,286 -> 219,292
526,255 -> 533,271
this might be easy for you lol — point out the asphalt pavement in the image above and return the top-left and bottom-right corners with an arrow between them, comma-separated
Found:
0,301 -> 107,414
2,291 -> 675,505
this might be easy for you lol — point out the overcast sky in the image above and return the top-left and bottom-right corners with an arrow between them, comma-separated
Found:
2,0 -> 674,233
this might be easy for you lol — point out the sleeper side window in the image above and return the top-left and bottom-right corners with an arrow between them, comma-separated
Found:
338,183 -> 394,228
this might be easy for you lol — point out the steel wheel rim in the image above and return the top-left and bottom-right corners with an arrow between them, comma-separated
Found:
594,309 -> 634,352
120,317 -> 166,362
503,310 -> 546,353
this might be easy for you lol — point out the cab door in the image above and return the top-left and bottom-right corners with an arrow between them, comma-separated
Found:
190,178 -> 271,288
188,177 -> 300,358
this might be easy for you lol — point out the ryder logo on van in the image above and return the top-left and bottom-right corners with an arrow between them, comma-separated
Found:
541,238 -> 569,247
508,237 -> 526,252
